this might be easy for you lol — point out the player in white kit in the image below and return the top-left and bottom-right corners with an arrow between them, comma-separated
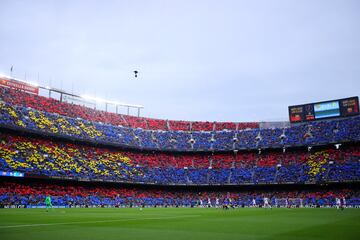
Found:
263,197 -> 271,209
252,198 -> 256,207
336,198 -> 341,209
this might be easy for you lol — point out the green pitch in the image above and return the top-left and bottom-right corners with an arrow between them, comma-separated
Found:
0,208 -> 359,240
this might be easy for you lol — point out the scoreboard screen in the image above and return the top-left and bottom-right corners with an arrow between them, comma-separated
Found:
314,101 -> 340,119
289,96 -> 359,123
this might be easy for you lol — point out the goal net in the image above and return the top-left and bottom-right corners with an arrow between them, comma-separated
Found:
275,198 -> 303,207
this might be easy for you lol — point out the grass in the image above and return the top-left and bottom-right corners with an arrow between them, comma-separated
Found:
0,208 -> 359,240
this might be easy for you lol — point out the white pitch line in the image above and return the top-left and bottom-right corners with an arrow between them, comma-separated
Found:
0,215 -> 201,229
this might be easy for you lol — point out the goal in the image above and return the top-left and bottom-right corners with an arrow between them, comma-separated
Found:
275,198 -> 303,208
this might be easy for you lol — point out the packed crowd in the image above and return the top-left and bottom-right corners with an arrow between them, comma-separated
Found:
0,101 -> 359,151
1,83 -> 359,210
0,87 -> 258,131
0,133 -> 359,185
0,181 -> 359,207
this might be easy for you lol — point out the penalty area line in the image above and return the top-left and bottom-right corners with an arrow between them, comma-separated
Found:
0,215 -> 201,229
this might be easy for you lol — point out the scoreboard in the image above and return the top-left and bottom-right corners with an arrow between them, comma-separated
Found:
289,97 -> 359,123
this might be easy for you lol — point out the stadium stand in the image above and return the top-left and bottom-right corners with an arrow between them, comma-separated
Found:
0,85 -> 359,208
1,180 -> 359,207
0,100 -> 359,151
0,132 -> 358,185
0,86 -> 258,131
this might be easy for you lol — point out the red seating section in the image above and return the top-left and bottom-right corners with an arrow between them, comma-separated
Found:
168,120 -> 190,131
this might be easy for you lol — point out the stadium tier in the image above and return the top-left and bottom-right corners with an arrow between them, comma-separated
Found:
0,132 -> 359,185
0,86 -> 257,131
0,94 -> 359,152
1,179 -> 359,207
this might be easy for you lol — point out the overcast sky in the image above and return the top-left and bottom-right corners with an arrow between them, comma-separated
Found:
0,0 -> 359,122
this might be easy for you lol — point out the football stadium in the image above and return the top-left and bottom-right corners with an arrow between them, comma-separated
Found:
0,1 -> 360,240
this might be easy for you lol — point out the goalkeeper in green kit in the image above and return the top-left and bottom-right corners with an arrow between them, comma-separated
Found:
45,195 -> 53,211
